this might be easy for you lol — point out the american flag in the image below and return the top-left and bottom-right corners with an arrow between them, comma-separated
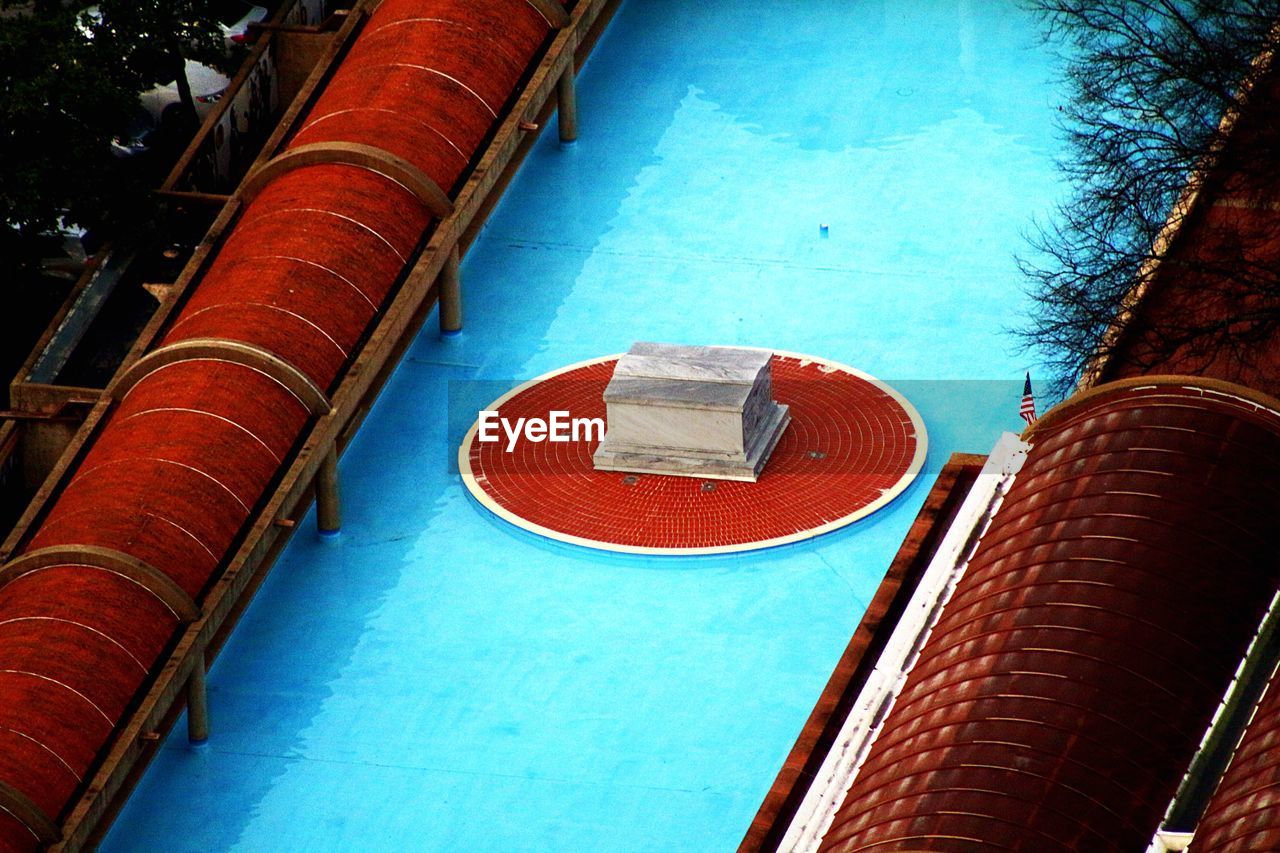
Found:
1020,372 -> 1037,425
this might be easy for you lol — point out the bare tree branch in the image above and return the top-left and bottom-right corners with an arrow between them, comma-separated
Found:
1018,0 -> 1280,395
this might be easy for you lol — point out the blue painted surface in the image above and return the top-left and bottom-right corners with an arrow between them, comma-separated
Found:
104,1 -> 1062,850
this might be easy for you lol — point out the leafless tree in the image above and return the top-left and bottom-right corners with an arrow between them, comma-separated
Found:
1019,0 -> 1280,394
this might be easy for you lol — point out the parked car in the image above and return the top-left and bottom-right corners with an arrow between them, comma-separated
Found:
30,217 -> 96,282
109,108 -> 157,159
214,0 -> 269,49
139,60 -> 231,125
80,6 -> 234,126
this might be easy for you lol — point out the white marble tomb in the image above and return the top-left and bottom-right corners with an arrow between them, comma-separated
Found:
592,342 -> 790,481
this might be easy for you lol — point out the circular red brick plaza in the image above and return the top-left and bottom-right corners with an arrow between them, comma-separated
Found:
459,352 -> 926,554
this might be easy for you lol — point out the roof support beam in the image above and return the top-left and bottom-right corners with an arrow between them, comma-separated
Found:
557,65 -> 578,143
187,654 -> 210,744
439,245 -> 463,334
0,779 -> 58,846
109,338 -> 331,417
0,545 -> 199,622
238,141 -> 454,219
315,446 -> 342,535
526,0 -> 570,27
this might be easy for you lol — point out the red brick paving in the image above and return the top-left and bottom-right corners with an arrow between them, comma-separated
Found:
462,355 -> 923,552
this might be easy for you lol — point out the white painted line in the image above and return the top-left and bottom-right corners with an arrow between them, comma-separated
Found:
780,432 -> 1029,850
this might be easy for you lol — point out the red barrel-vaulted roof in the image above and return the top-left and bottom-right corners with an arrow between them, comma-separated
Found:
158,164 -> 429,387
819,378 -> 1280,852
289,0 -> 557,193
0,1 -> 559,849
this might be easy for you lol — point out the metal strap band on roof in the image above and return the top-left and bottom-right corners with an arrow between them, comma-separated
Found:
238,141 -> 454,219
525,0 -> 570,27
1023,374 -> 1280,442
109,338 -> 332,417
0,779 -> 58,845
0,545 -> 200,623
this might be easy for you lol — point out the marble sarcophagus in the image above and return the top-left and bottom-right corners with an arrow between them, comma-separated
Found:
592,342 -> 790,481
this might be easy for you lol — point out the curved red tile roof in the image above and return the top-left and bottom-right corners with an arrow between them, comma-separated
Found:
819,378 -> 1280,852
0,1 -> 559,848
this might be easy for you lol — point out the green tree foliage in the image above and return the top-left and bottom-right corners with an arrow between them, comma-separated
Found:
1020,0 -> 1280,392
92,0 -> 231,124
1,0 -> 233,267
0,4 -> 141,239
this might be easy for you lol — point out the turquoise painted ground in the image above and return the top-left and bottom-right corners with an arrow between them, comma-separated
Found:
104,1 -> 1063,849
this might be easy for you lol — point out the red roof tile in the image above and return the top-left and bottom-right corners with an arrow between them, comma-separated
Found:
820,379 -> 1280,852
0,1 -> 559,848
